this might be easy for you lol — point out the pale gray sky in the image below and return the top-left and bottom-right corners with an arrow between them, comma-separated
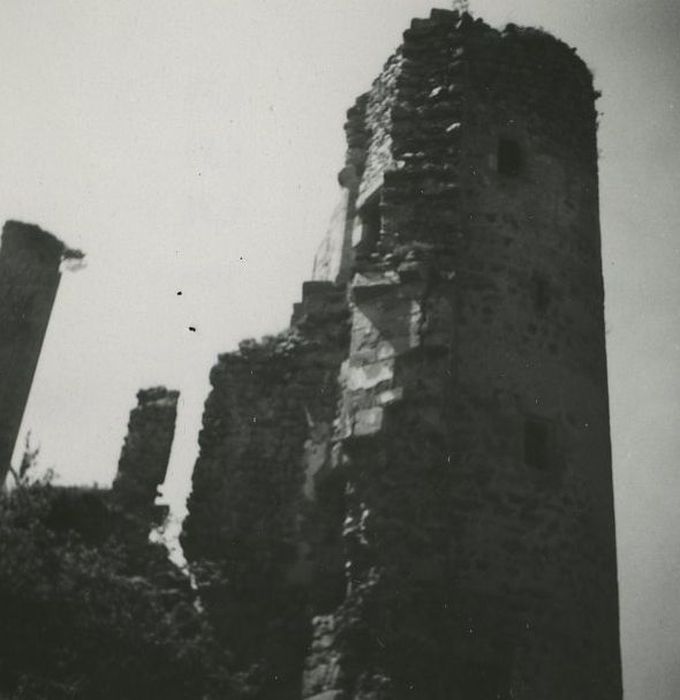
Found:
1,1 -> 678,697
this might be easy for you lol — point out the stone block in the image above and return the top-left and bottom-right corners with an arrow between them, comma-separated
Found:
352,407 -> 384,438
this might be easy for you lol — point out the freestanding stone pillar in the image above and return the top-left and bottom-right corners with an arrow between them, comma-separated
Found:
0,221 -> 70,485
111,386 -> 180,540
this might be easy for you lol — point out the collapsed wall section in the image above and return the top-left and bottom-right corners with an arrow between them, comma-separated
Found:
182,282 -> 349,699
111,386 -> 180,541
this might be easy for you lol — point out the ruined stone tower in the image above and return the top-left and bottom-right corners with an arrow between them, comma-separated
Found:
0,222 -> 70,485
184,9 -> 621,700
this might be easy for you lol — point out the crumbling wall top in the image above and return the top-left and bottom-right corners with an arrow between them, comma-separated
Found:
1,220 -> 84,265
2,221 -> 66,261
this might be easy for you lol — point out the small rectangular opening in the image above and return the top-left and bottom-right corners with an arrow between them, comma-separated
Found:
524,418 -> 550,470
358,193 -> 381,251
498,137 -> 523,177
532,273 -> 550,314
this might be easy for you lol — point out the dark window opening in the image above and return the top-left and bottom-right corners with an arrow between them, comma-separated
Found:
498,137 -> 523,176
454,660 -> 511,700
524,418 -> 550,470
532,274 -> 550,314
359,194 -> 381,251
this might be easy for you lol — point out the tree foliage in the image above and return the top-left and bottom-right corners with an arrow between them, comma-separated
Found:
0,479 -> 245,699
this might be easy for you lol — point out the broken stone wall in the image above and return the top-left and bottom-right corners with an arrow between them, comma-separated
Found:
182,282 -> 349,699
180,9 -> 619,699
0,222 -> 66,486
111,387 -> 179,546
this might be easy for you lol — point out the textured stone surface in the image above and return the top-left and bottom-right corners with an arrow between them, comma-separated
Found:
0,221 -> 67,485
302,9 -> 620,700
183,9 -> 620,700
111,386 -> 179,541
182,282 -> 350,699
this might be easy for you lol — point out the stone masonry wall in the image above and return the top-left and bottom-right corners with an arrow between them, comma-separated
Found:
111,386 -> 179,543
182,9 -> 620,700
303,9 -> 620,700
182,282 -> 349,699
0,222 -> 66,486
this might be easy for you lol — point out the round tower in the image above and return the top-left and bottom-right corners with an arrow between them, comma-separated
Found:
304,9 -> 621,700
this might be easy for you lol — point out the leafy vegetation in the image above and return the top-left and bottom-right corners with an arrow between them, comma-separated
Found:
0,476 -> 246,700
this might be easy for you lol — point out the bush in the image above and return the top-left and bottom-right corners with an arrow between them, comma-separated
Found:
0,481 -> 244,699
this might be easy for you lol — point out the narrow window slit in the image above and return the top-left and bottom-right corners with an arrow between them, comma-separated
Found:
532,273 -> 550,314
358,193 -> 381,252
524,418 -> 550,470
498,137 -> 523,176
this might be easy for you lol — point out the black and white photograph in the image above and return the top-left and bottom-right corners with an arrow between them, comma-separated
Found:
0,1 -> 677,698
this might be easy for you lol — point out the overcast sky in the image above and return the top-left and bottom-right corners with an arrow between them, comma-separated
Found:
0,1 -> 678,697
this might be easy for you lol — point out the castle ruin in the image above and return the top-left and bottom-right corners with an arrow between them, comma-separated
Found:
0,218 -> 176,542
184,8 -> 621,700
0,7 -> 622,700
